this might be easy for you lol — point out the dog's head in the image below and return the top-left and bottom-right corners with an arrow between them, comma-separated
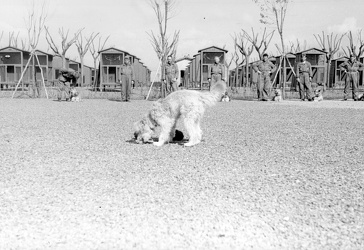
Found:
70,88 -> 78,96
133,114 -> 155,144
314,88 -> 322,97
274,89 -> 282,96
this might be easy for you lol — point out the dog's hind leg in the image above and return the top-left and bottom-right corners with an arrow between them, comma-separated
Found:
153,118 -> 174,147
195,117 -> 203,141
169,122 -> 177,142
184,116 -> 201,147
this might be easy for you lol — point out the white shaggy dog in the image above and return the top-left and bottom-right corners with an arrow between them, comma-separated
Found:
313,88 -> 323,102
134,81 -> 226,147
272,89 -> 282,102
70,87 -> 81,102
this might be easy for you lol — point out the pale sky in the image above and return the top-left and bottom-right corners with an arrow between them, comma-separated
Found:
1,0 -> 364,75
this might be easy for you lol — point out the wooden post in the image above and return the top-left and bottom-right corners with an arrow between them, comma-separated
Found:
146,59 -> 162,100
34,53 -> 49,99
12,55 -> 33,98
282,54 -> 287,99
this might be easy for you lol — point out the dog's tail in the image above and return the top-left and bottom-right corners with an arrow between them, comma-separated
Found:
199,80 -> 227,107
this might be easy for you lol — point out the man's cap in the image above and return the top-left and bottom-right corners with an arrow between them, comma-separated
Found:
302,53 -> 307,57
262,53 -> 269,57
60,67 -> 68,73
124,55 -> 131,60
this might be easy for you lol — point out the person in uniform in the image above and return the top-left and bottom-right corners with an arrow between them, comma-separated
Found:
208,56 -> 225,87
164,55 -> 179,94
57,68 -> 71,101
296,54 -> 313,101
253,53 -> 276,101
339,54 -> 364,101
120,56 -> 135,102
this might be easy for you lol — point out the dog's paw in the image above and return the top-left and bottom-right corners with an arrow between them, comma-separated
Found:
184,141 -> 200,147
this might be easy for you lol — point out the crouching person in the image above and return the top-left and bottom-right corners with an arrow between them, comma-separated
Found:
57,68 -> 71,101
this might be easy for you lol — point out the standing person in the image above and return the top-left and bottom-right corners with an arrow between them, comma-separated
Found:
120,56 -> 135,102
208,56 -> 225,87
164,55 -> 179,94
57,68 -> 71,101
339,54 -> 364,101
253,53 -> 276,101
296,54 -> 313,101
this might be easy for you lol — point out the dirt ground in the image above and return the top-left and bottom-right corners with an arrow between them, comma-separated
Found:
1,98 -> 363,250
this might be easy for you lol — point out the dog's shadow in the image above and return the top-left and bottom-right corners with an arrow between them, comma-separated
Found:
126,137 -> 189,146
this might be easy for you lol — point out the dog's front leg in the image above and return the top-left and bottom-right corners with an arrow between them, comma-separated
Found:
153,120 -> 173,146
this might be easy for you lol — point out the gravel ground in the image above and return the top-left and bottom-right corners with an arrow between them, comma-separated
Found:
1,98 -> 363,250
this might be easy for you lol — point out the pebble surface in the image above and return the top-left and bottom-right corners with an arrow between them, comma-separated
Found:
0,98 -> 363,249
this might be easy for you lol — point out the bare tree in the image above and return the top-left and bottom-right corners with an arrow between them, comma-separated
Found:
76,32 -> 99,87
314,31 -> 345,87
287,39 -> 307,53
147,0 -> 180,97
235,33 -> 254,87
253,0 -> 289,97
0,31 -> 4,47
13,2 -> 48,98
90,35 -> 110,89
242,27 -> 275,60
225,50 -> 237,87
45,27 -> 84,68
8,31 -> 20,48
342,30 -> 364,59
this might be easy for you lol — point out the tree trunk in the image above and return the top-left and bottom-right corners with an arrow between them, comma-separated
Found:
161,54 -> 166,98
280,32 -> 286,99
93,60 -> 97,88
80,57 -> 84,87
282,55 -> 286,99
245,56 -> 250,87
235,64 -> 239,87
326,58 -> 331,90
62,55 -> 67,68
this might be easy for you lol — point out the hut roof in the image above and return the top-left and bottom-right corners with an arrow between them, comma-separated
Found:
34,49 -> 53,56
197,46 -> 228,53
0,46 -> 30,54
332,56 -> 348,61
69,59 -> 81,65
175,56 -> 193,63
275,52 -> 296,58
296,48 -> 327,55
98,47 -> 130,54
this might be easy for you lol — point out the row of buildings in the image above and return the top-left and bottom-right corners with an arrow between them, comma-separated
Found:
0,46 -> 151,91
175,46 -> 363,90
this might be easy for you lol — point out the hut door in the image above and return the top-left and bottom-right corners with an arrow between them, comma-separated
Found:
15,66 -> 22,82
7,66 -> 14,82
0,66 -> 5,82
108,67 -> 116,82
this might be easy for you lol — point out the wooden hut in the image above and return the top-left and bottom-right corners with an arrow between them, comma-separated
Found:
274,53 -> 296,90
33,50 -> 53,87
198,46 -> 227,90
52,55 -> 70,82
0,46 -> 31,90
190,53 -> 201,89
82,65 -> 93,86
175,56 -> 192,88
186,61 -> 193,88
329,56 -> 347,88
132,56 -> 141,87
98,47 -> 128,91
